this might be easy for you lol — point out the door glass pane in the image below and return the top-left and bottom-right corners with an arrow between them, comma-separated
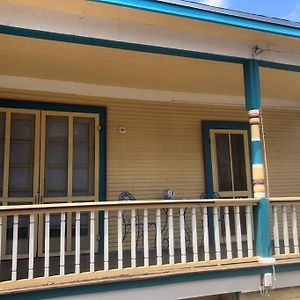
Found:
6,202 -> 31,255
215,133 -> 232,191
9,113 -> 35,197
0,113 -> 5,198
45,116 -> 68,197
73,118 -> 95,196
71,212 -> 90,251
41,213 -> 67,253
231,134 -> 247,191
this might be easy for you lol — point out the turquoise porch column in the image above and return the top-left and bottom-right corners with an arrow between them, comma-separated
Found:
243,60 -> 272,258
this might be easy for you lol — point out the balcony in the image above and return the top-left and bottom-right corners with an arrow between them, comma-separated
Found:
270,197 -> 300,260
0,198 -> 261,294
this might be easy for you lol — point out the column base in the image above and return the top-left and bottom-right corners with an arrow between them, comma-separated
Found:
254,192 -> 266,199
259,257 -> 276,264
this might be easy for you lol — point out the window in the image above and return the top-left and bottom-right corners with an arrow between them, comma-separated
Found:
210,129 -> 251,198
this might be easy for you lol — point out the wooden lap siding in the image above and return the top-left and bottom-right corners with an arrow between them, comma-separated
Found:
263,108 -> 300,245
105,101 -> 247,251
105,101 -> 300,250
106,101 -> 300,200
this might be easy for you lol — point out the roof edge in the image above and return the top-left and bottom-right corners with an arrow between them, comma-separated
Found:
89,0 -> 300,39
162,0 -> 300,29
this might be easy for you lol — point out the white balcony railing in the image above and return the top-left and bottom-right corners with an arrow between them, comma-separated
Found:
0,199 -> 258,294
270,197 -> 300,258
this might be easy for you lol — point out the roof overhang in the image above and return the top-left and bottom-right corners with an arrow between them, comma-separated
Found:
1,0 -> 300,69
91,0 -> 300,39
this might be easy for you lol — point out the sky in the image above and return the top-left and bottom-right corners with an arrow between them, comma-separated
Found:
197,0 -> 300,22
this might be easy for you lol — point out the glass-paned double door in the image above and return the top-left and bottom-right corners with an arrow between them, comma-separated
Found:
0,108 -> 99,258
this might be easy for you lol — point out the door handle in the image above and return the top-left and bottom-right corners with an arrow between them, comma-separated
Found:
34,193 -> 39,204
34,193 -> 43,204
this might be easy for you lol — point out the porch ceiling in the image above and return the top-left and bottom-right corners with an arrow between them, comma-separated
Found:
0,34 -> 244,96
0,34 -> 300,103
261,68 -> 300,103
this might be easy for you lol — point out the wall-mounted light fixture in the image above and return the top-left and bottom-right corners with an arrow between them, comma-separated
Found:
118,126 -> 127,134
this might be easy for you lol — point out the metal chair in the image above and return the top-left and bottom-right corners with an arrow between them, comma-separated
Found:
200,191 -> 221,200
118,192 -> 137,242
179,192 -> 222,249
118,192 -> 156,246
200,191 -> 231,240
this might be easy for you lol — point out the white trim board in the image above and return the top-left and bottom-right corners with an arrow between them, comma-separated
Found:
44,270 -> 300,300
0,75 -> 299,109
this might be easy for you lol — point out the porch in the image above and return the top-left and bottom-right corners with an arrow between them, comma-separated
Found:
0,197 -> 300,295
1,11 -> 300,298
0,198 -> 258,292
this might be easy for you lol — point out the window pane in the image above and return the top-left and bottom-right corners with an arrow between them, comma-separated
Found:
215,133 -> 232,192
73,118 -> 95,196
46,168 -> 68,196
41,213 -> 67,253
45,116 -> 68,197
71,212 -> 90,251
9,113 -> 34,197
6,202 -> 32,255
231,134 -> 248,191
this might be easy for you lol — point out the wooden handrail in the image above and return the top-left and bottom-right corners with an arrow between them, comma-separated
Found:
269,197 -> 300,205
0,198 -> 258,216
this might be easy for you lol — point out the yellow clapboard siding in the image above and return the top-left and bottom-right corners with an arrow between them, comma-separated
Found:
103,100 -> 247,250
104,101 -> 300,250
263,108 -> 300,198
262,108 -> 300,244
